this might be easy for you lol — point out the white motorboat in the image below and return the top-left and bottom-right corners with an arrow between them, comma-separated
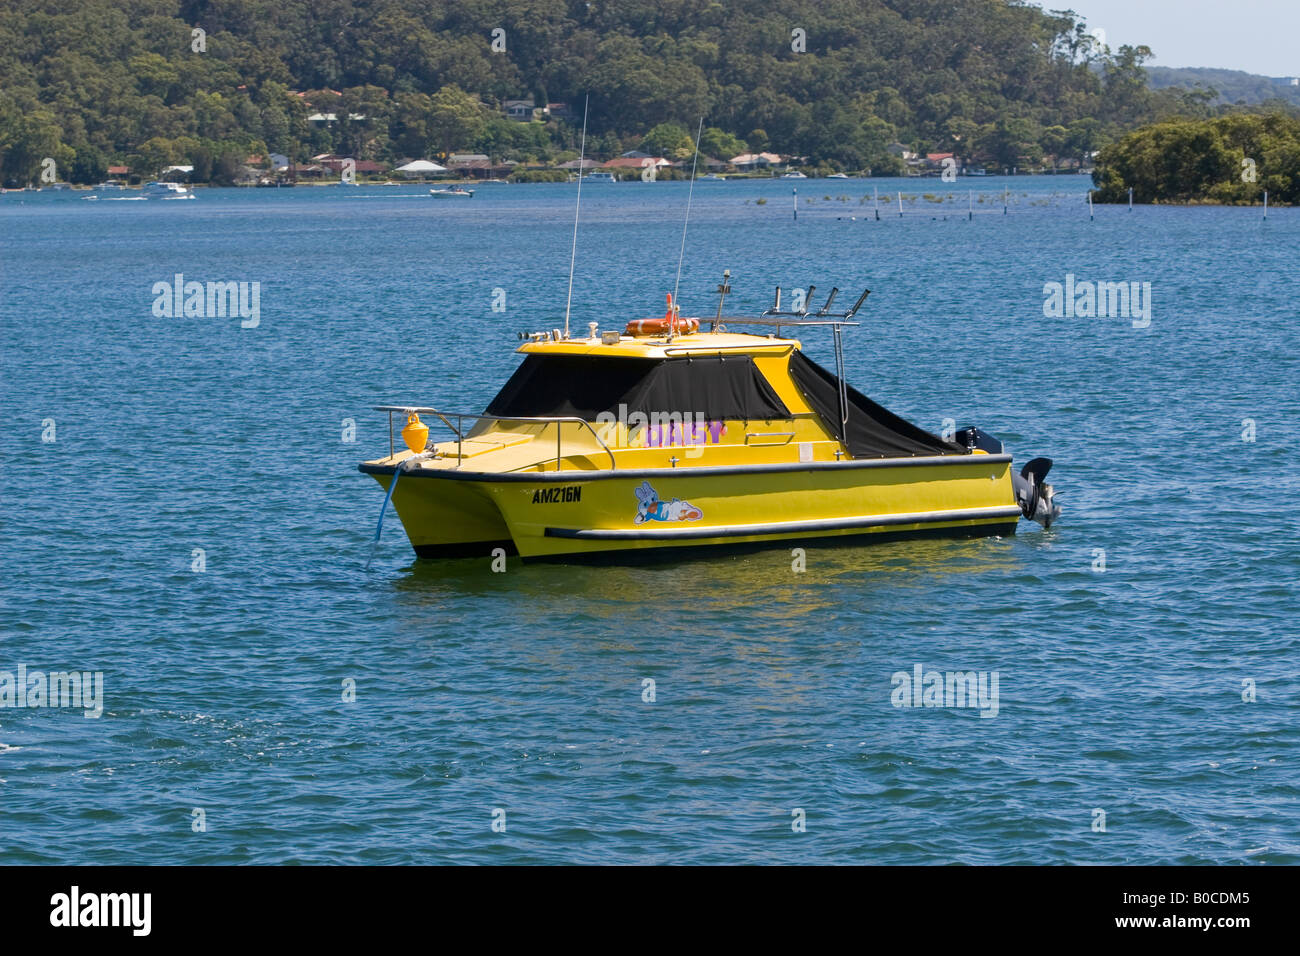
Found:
143,181 -> 195,199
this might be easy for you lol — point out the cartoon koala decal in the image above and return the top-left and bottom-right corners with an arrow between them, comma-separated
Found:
633,481 -> 703,524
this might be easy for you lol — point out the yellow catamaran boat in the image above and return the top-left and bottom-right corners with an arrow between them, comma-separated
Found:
360,281 -> 1061,562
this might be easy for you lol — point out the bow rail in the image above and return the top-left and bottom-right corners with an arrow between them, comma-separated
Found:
373,406 -> 618,472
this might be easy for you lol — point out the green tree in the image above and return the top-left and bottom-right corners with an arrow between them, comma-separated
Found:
70,143 -> 107,184
427,84 -> 487,156
1093,112 -> 1300,204
391,92 -> 434,158
0,104 -> 67,184
640,122 -> 693,160
0,0 -> 1289,181
1041,125 -> 1069,169
699,126 -> 747,160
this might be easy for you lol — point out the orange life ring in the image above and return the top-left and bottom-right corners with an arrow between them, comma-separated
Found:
624,315 -> 700,337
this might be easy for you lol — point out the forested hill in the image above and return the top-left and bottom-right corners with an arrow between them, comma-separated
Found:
1147,67 -> 1300,108
0,0 -> 1242,183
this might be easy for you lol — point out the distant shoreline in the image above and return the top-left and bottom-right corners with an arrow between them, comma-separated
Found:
10,170 -> 1104,193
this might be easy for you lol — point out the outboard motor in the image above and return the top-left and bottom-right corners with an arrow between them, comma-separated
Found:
1011,457 -> 1061,529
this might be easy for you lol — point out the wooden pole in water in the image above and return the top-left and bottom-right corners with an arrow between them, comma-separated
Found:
1089,190 -> 1094,221
1003,185 -> 1008,215
1264,190 -> 1268,220
1128,187 -> 1133,211
793,186 -> 797,222
969,189 -> 973,221
874,185 -> 880,220
897,191 -> 903,217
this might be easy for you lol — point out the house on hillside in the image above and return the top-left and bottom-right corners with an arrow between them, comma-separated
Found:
314,156 -> 387,175
924,152 -> 961,174
503,99 -> 536,122
449,153 -> 514,178
602,156 -> 672,176
306,112 -> 365,127
728,152 -> 782,170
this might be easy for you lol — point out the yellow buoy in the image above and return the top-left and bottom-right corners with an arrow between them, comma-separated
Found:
401,412 -> 429,454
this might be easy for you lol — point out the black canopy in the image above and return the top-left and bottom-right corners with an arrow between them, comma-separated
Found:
787,350 -> 967,458
485,353 -> 791,421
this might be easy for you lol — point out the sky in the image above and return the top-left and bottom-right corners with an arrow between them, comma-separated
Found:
1039,0 -> 1299,77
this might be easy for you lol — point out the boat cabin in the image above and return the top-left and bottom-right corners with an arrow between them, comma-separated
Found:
377,324 -> 968,476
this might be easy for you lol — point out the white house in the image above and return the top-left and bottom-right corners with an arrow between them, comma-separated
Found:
395,159 -> 449,178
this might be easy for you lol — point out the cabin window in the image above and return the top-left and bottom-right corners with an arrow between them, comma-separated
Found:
484,354 -> 791,422
787,350 -> 965,458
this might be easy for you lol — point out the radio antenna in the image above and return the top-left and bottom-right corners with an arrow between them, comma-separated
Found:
667,117 -> 705,343
562,95 -> 589,340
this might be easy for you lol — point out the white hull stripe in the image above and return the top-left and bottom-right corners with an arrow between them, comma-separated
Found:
545,505 -> 1023,541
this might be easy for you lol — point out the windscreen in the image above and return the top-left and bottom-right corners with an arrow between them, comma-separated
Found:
484,354 -> 791,421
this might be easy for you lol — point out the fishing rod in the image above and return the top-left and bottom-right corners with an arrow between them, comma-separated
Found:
666,117 -> 705,344
562,95 -> 589,340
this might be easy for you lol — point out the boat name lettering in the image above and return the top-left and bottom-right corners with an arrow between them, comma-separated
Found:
531,485 -> 582,504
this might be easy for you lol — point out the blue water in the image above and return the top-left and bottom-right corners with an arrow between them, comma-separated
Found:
2,177 -> 1297,864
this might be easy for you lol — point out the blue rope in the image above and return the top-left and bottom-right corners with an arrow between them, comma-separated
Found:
365,465 -> 405,570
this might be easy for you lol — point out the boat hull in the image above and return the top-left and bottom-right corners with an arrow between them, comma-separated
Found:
363,454 -> 1021,561
370,471 -> 515,558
